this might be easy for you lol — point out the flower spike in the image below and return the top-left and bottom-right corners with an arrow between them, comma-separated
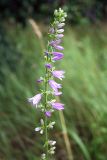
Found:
28,8 -> 67,159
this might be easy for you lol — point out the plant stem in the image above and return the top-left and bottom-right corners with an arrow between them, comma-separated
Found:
44,67 -> 49,160
45,116 -> 48,159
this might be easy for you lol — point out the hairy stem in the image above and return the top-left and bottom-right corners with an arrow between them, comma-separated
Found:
44,67 -> 49,159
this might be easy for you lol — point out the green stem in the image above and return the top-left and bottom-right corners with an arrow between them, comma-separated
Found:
44,40 -> 52,159
44,67 -> 49,160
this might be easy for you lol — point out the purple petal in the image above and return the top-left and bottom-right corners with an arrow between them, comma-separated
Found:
57,23 -> 65,28
49,39 -> 61,46
53,91 -> 62,96
51,102 -> 64,110
52,52 -> 64,61
28,93 -> 42,106
44,51 -> 49,56
52,52 -> 63,55
49,80 -> 62,91
49,28 -> 54,34
45,111 -> 51,117
56,34 -> 64,39
53,45 -> 64,50
45,63 -> 52,69
52,70 -> 65,80
37,79 -> 43,83
52,56 -> 63,61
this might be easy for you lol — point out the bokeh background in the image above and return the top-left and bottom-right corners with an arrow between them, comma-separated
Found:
0,0 -> 107,160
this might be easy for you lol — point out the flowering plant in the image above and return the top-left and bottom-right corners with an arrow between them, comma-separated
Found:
28,8 -> 67,160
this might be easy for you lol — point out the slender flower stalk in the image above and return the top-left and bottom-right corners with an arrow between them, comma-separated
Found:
28,8 -> 67,160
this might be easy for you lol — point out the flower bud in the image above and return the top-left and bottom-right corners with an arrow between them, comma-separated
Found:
40,119 -> 44,125
57,29 -> 64,34
35,127 -> 41,132
41,153 -> 46,159
54,9 -> 58,16
48,121 -> 55,129
49,27 -> 54,34
40,129 -> 43,134
61,17 -> 65,22
55,34 -> 64,39
57,23 -> 65,28
48,140 -> 56,146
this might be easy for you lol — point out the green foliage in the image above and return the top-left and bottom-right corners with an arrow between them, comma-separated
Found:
0,25 -> 43,159
62,26 -> 107,159
0,24 -> 107,160
63,0 -> 103,24
69,130 -> 91,160
0,0 -> 37,24
0,0 -> 106,24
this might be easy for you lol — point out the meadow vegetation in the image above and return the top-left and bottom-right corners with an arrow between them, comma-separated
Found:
0,23 -> 107,160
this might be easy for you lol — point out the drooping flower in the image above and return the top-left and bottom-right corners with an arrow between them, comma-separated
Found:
28,93 -> 42,107
49,39 -> 61,46
57,23 -> 65,28
52,52 -> 64,61
50,102 -> 64,110
53,90 -> 62,96
48,140 -> 56,146
35,119 -> 44,134
55,34 -> 64,39
49,28 -> 54,34
52,70 -> 65,80
49,80 -> 62,91
53,45 -> 64,50
35,127 -> 41,132
57,29 -> 64,34
48,121 -> 55,129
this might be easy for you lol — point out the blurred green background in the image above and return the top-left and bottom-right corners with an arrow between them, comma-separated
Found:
0,0 -> 107,160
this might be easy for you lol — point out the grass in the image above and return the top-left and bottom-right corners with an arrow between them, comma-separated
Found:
0,23 -> 107,160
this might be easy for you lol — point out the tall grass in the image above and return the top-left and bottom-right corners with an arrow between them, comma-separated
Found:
0,24 -> 107,160
62,26 -> 107,160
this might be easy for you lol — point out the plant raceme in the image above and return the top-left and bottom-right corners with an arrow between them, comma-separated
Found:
28,8 -> 67,160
